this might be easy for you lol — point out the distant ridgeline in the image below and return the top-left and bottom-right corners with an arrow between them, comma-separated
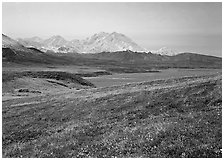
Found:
2,34 -> 222,69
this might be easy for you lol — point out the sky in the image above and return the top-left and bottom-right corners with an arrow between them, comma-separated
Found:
2,2 -> 222,57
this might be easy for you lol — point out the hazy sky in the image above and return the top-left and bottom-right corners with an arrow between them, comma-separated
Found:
3,2 -> 222,57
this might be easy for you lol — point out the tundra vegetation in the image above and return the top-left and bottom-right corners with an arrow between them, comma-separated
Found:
2,72 -> 222,158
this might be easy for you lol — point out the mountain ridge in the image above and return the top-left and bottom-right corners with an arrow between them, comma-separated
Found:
2,34 -> 221,69
16,32 -> 147,53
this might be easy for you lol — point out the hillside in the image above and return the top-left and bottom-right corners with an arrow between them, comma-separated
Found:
2,74 -> 222,158
83,50 -> 222,69
170,52 -> 222,68
2,71 -> 95,98
2,34 -> 26,50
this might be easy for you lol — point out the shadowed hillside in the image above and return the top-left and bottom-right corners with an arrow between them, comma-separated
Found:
83,51 -> 222,69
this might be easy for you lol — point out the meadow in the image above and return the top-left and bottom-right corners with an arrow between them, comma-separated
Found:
85,68 -> 221,87
2,72 -> 222,158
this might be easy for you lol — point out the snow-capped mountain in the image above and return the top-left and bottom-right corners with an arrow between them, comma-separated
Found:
17,35 -> 77,53
2,34 -> 44,59
151,47 -> 179,56
3,34 -> 22,48
82,32 -> 147,53
40,35 -> 70,53
17,37 -> 44,49
17,32 -> 147,53
24,36 -> 43,43
43,35 -> 67,47
2,34 -> 29,52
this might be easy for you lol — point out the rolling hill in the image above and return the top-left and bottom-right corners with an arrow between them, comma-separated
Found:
83,50 -> 222,69
2,74 -> 222,158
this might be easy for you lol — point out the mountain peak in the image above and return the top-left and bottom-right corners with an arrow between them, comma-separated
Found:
16,32 -> 148,53
50,35 -> 65,40
2,34 -> 29,51
110,32 -> 125,37
83,32 -> 147,53
97,32 -> 108,35
151,47 -> 179,56
43,35 -> 67,47
91,32 -> 109,38
111,31 -> 118,34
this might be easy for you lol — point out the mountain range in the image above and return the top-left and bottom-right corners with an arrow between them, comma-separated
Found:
15,32 -> 178,55
2,33 -> 222,69
17,32 -> 150,54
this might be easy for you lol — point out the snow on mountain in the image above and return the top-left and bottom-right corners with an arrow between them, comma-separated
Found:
43,35 -> 67,47
3,34 -> 22,48
16,33 -> 180,56
17,32 -> 147,54
66,39 -> 84,53
2,34 -> 29,52
2,34 -> 45,56
17,35 -> 76,53
17,36 -> 44,49
24,36 -> 43,43
151,47 -> 179,56
83,32 -> 147,53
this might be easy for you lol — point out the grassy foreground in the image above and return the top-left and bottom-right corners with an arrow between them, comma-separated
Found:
2,74 -> 222,158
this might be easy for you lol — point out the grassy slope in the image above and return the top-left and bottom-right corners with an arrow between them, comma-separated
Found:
2,71 -> 95,87
2,74 -> 222,158
2,71 -> 96,101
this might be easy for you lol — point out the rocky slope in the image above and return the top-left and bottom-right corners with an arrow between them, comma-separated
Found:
2,34 -> 30,52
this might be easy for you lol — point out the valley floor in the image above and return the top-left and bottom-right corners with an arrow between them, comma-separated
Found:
2,73 -> 222,158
